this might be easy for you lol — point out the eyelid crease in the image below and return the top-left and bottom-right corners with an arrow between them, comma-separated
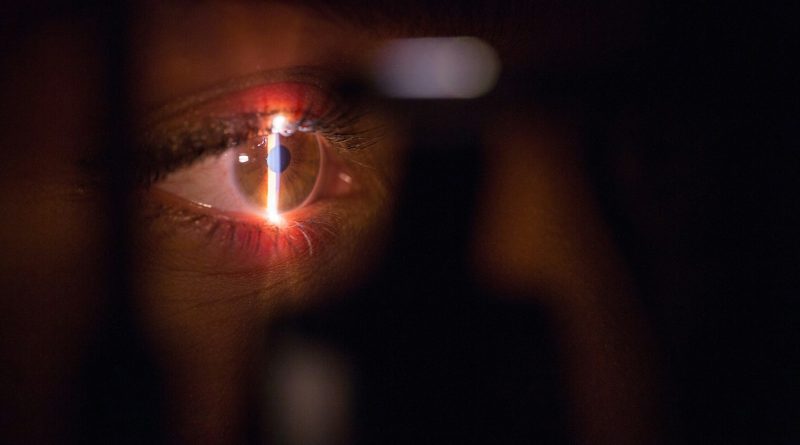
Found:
139,66 -> 345,120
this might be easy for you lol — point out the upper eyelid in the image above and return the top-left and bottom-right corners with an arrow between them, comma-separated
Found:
133,68 -> 339,186
138,66 -> 345,124
133,70 -> 380,186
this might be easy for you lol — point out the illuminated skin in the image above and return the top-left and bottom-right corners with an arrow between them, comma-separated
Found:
0,2 -> 657,445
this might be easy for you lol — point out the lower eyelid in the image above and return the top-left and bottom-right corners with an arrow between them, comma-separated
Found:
139,188 -> 340,271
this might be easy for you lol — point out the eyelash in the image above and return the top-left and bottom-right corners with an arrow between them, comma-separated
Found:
136,96 -> 374,187
141,191 -> 343,259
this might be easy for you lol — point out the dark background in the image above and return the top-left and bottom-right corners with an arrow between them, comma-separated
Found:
2,1 -> 798,444
275,3 -> 800,443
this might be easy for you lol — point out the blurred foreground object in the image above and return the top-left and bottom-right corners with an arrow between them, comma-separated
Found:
373,37 -> 500,99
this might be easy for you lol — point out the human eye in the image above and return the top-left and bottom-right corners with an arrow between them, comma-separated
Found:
155,113 -> 326,224
132,68 -> 396,284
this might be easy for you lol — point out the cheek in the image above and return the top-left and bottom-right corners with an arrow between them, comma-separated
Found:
131,263 -> 266,442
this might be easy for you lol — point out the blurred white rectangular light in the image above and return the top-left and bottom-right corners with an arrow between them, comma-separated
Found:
373,37 -> 500,99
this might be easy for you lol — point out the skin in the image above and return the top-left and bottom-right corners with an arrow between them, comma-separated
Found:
0,20 -> 107,443
131,5 -> 403,440
0,1 -> 658,444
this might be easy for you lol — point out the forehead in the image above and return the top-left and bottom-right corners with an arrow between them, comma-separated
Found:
132,3 -> 371,106
132,1 -> 646,106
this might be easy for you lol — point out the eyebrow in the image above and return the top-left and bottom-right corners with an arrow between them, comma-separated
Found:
284,0 -> 534,44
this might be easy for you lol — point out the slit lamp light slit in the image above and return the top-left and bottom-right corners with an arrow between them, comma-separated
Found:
265,115 -> 287,225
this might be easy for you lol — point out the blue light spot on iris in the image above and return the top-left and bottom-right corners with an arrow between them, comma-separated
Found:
267,145 -> 291,173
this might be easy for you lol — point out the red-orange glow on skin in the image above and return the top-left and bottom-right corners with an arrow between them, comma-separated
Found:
142,188 -> 337,271
201,82 -> 334,121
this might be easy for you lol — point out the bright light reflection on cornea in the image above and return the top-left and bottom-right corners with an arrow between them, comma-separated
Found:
271,114 -> 288,134
373,36 -> 500,99
238,154 -> 250,163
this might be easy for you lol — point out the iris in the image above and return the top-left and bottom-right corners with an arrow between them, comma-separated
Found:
234,127 -> 321,213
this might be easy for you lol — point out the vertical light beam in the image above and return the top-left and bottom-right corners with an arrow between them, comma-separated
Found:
266,132 -> 281,223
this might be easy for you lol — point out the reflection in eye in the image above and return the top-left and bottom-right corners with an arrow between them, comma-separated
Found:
157,114 -> 324,224
240,120 -> 321,216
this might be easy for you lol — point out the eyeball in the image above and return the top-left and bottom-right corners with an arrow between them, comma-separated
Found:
153,112 -> 337,223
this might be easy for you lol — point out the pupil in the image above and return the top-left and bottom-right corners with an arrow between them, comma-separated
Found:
267,145 -> 291,173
